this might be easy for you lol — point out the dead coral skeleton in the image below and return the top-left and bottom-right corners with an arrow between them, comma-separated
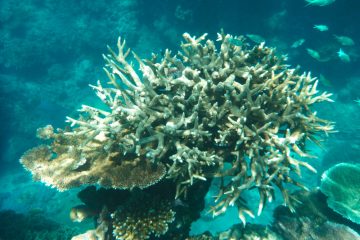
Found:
21,31 -> 334,225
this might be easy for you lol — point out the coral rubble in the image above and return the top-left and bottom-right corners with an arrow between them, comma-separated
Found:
21,31 -> 334,238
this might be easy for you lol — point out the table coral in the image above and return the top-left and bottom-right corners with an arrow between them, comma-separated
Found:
20,31 -> 334,226
320,163 -> 360,224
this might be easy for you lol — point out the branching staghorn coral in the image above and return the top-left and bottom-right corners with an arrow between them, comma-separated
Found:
20,31 -> 334,225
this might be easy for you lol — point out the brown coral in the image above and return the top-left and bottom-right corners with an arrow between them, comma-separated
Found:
20,141 -> 166,190
111,194 -> 175,240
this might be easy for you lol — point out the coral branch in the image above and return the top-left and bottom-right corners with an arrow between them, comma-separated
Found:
20,32 -> 334,224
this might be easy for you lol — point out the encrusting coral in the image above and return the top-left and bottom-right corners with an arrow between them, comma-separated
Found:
111,193 -> 175,240
20,31 -> 334,227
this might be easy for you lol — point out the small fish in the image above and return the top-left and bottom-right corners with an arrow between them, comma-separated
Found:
291,38 -> 306,48
173,198 -> 189,208
246,34 -> 265,44
337,48 -> 351,62
313,24 -> 329,32
306,48 -> 331,62
319,74 -> 332,87
228,37 -> 243,46
70,205 -> 98,222
334,35 -> 355,46
306,48 -> 321,61
305,0 -> 335,6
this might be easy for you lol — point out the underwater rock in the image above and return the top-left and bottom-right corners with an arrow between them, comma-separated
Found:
273,216 -> 360,240
312,221 -> 360,240
186,231 -> 215,240
189,224 -> 282,240
272,189 -> 360,239
217,224 -> 281,240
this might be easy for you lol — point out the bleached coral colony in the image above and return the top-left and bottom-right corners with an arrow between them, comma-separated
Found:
20,31 -> 334,239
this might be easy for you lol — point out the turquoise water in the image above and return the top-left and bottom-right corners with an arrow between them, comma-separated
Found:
0,0 -> 359,239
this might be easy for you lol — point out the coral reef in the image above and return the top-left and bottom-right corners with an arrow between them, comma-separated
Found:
111,193 -> 175,240
187,224 -> 282,240
320,162 -> 360,224
70,180 -> 211,240
71,206 -> 111,240
21,31 -> 334,237
0,210 -> 78,240
186,232 -> 215,240
273,216 -> 360,240
190,189 -> 360,240
20,140 -> 166,190
217,223 -> 281,240
272,189 -> 360,240
0,0 -> 139,72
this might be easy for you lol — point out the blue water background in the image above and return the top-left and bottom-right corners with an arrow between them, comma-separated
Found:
0,0 -> 359,236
